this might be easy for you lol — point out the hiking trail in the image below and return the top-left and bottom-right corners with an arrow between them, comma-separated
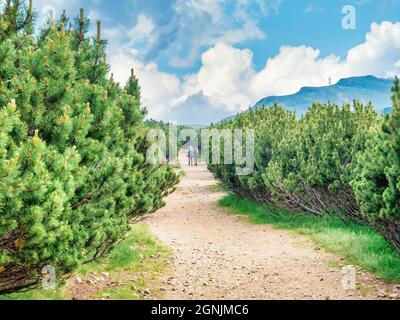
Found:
146,154 -> 393,300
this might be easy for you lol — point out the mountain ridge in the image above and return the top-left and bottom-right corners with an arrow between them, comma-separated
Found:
251,75 -> 393,116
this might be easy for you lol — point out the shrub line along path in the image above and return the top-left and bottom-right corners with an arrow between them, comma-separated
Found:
146,154 -> 394,300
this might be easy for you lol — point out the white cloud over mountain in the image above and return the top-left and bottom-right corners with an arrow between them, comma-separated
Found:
109,48 -> 184,120
109,21 -> 400,123
31,1 -> 400,123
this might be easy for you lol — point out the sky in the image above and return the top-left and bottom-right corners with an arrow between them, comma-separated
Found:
32,0 -> 400,124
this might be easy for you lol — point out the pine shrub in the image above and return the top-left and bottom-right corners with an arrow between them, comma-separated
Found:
352,77 -> 400,250
0,3 -> 179,293
208,102 -> 376,221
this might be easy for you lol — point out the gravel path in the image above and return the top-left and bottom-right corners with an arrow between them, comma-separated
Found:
146,155 -> 396,300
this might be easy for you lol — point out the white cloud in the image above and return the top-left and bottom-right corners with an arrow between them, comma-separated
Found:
110,21 -> 400,123
129,14 -> 156,41
344,21 -> 400,78
109,48 -> 183,120
33,0 -> 79,14
183,44 -> 255,113
138,0 -> 269,68
250,46 -> 344,98
214,21 -> 266,45
88,10 -> 102,21
33,0 -> 79,30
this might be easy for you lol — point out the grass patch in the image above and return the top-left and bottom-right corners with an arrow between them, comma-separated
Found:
179,170 -> 186,177
208,182 -> 231,193
0,224 -> 171,300
219,194 -> 400,283
0,287 -> 68,301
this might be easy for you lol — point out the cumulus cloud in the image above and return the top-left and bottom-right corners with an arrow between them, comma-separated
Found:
250,20 -> 400,99
123,0 -> 269,67
183,44 -> 255,113
129,14 -> 156,41
344,21 -> 400,78
110,21 -> 400,124
29,2 -> 400,123
109,48 -> 184,120
250,46 -> 344,98
33,0 -> 79,17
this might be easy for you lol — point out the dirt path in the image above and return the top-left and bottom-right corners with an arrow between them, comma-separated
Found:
146,154 -> 394,300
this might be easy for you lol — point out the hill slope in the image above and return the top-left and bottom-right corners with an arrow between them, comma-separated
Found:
254,75 -> 393,115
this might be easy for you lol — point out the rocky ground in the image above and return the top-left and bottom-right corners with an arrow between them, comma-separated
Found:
146,155 -> 400,300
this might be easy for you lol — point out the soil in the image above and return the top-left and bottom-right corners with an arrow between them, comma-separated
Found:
146,155 -> 399,300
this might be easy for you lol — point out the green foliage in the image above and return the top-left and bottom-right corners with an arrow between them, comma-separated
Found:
0,224 -> 171,300
209,102 -> 376,221
0,0 -> 34,41
0,4 -> 179,294
352,77 -> 400,250
126,68 -> 141,102
208,87 -> 400,252
209,105 -> 297,202
144,119 -> 194,160
220,194 -> 400,282
265,102 -> 376,220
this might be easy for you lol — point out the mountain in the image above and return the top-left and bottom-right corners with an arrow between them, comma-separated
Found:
253,75 -> 393,115
384,107 -> 393,114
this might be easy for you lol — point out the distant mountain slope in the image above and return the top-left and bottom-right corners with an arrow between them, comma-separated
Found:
384,107 -> 393,114
254,75 -> 393,115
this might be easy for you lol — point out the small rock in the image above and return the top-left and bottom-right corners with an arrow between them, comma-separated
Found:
75,277 -> 83,285
378,289 -> 387,298
144,288 -> 151,295
102,272 -> 110,279
389,293 -> 399,299
88,280 -> 97,286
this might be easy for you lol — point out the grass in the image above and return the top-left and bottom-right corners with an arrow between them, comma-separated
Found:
0,224 -> 171,300
0,286 -> 68,301
219,194 -> 400,283
208,182 -> 231,193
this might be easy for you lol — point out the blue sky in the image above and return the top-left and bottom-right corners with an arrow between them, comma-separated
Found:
34,0 -> 400,124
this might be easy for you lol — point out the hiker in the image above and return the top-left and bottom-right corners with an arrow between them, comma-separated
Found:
188,146 -> 194,166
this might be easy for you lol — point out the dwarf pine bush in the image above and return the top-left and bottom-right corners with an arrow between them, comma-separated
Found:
207,90 -> 400,251
0,2 -> 179,293
352,77 -> 400,251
